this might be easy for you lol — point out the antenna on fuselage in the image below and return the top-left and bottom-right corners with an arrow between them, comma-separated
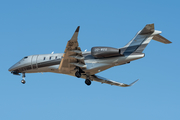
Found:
51,51 -> 54,54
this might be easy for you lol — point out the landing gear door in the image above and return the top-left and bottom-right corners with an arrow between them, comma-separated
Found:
31,55 -> 38,69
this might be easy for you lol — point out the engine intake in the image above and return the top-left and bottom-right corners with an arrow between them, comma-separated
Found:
91,47 -> 122,58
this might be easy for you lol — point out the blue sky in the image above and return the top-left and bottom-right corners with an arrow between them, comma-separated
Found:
1,0 -> 179,120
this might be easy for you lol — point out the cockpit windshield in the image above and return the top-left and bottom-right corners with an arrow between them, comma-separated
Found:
24,56 -> 28,59
18,56 -> 28,64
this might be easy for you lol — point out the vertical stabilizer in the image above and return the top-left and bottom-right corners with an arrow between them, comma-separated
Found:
120,24 -> 171,54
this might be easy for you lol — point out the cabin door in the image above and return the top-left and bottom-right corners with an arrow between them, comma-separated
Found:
31,55 -> 39,69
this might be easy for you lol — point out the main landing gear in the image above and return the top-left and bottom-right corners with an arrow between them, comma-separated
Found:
75,67 -> 82,78
74,67 -> 91,86
75,71 -> 81,78
85,79 -> 91,86
85,76 -> 91,86
21,72 -> 26,84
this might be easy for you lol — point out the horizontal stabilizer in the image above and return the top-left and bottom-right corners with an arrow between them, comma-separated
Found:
152,34 -> 172,44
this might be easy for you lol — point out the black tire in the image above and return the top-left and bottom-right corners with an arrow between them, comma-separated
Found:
85,79 -> 91,86
75,71 -> 81,78
21,80 -> 26,84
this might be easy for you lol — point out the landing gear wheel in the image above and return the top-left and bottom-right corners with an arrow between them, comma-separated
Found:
75,71 -> 81,78
21,72 -> 26,84
85,79 -> 91,86
21,80 -> 26,84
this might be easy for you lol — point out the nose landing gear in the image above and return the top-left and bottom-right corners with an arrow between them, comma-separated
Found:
21,73 -> 26,84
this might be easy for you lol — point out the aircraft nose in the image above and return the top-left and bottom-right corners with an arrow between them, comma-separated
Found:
8,62 -> 20,72
8,65 -> 15,72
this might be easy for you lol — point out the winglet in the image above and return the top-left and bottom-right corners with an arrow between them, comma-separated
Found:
119,79 -> 139,87
71,26 -> 80,41
129,79 -> 139,86
75,26 -> 80,32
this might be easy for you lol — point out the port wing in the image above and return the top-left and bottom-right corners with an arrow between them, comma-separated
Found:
58,26 -> 86,73
91,75 -> 139,87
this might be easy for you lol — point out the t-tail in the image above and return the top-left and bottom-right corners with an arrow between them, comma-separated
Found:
120,24 -> 172,54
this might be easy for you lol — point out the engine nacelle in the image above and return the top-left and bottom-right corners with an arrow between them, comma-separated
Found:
91,47 -> 121,58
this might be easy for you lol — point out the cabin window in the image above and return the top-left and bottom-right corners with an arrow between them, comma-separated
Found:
55,56 -> 57,59
43,57 -> 46,60
49,57 -> 51,60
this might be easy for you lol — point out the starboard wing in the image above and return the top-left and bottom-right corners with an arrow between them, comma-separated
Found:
58,26 -> 86,73
91,75 -> 139,87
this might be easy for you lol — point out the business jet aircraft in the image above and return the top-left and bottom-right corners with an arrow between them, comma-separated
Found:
8,24 -> 171,87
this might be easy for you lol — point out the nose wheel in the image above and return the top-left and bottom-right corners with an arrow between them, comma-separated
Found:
21,72 -> 26,84
21,79 -> 26,84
